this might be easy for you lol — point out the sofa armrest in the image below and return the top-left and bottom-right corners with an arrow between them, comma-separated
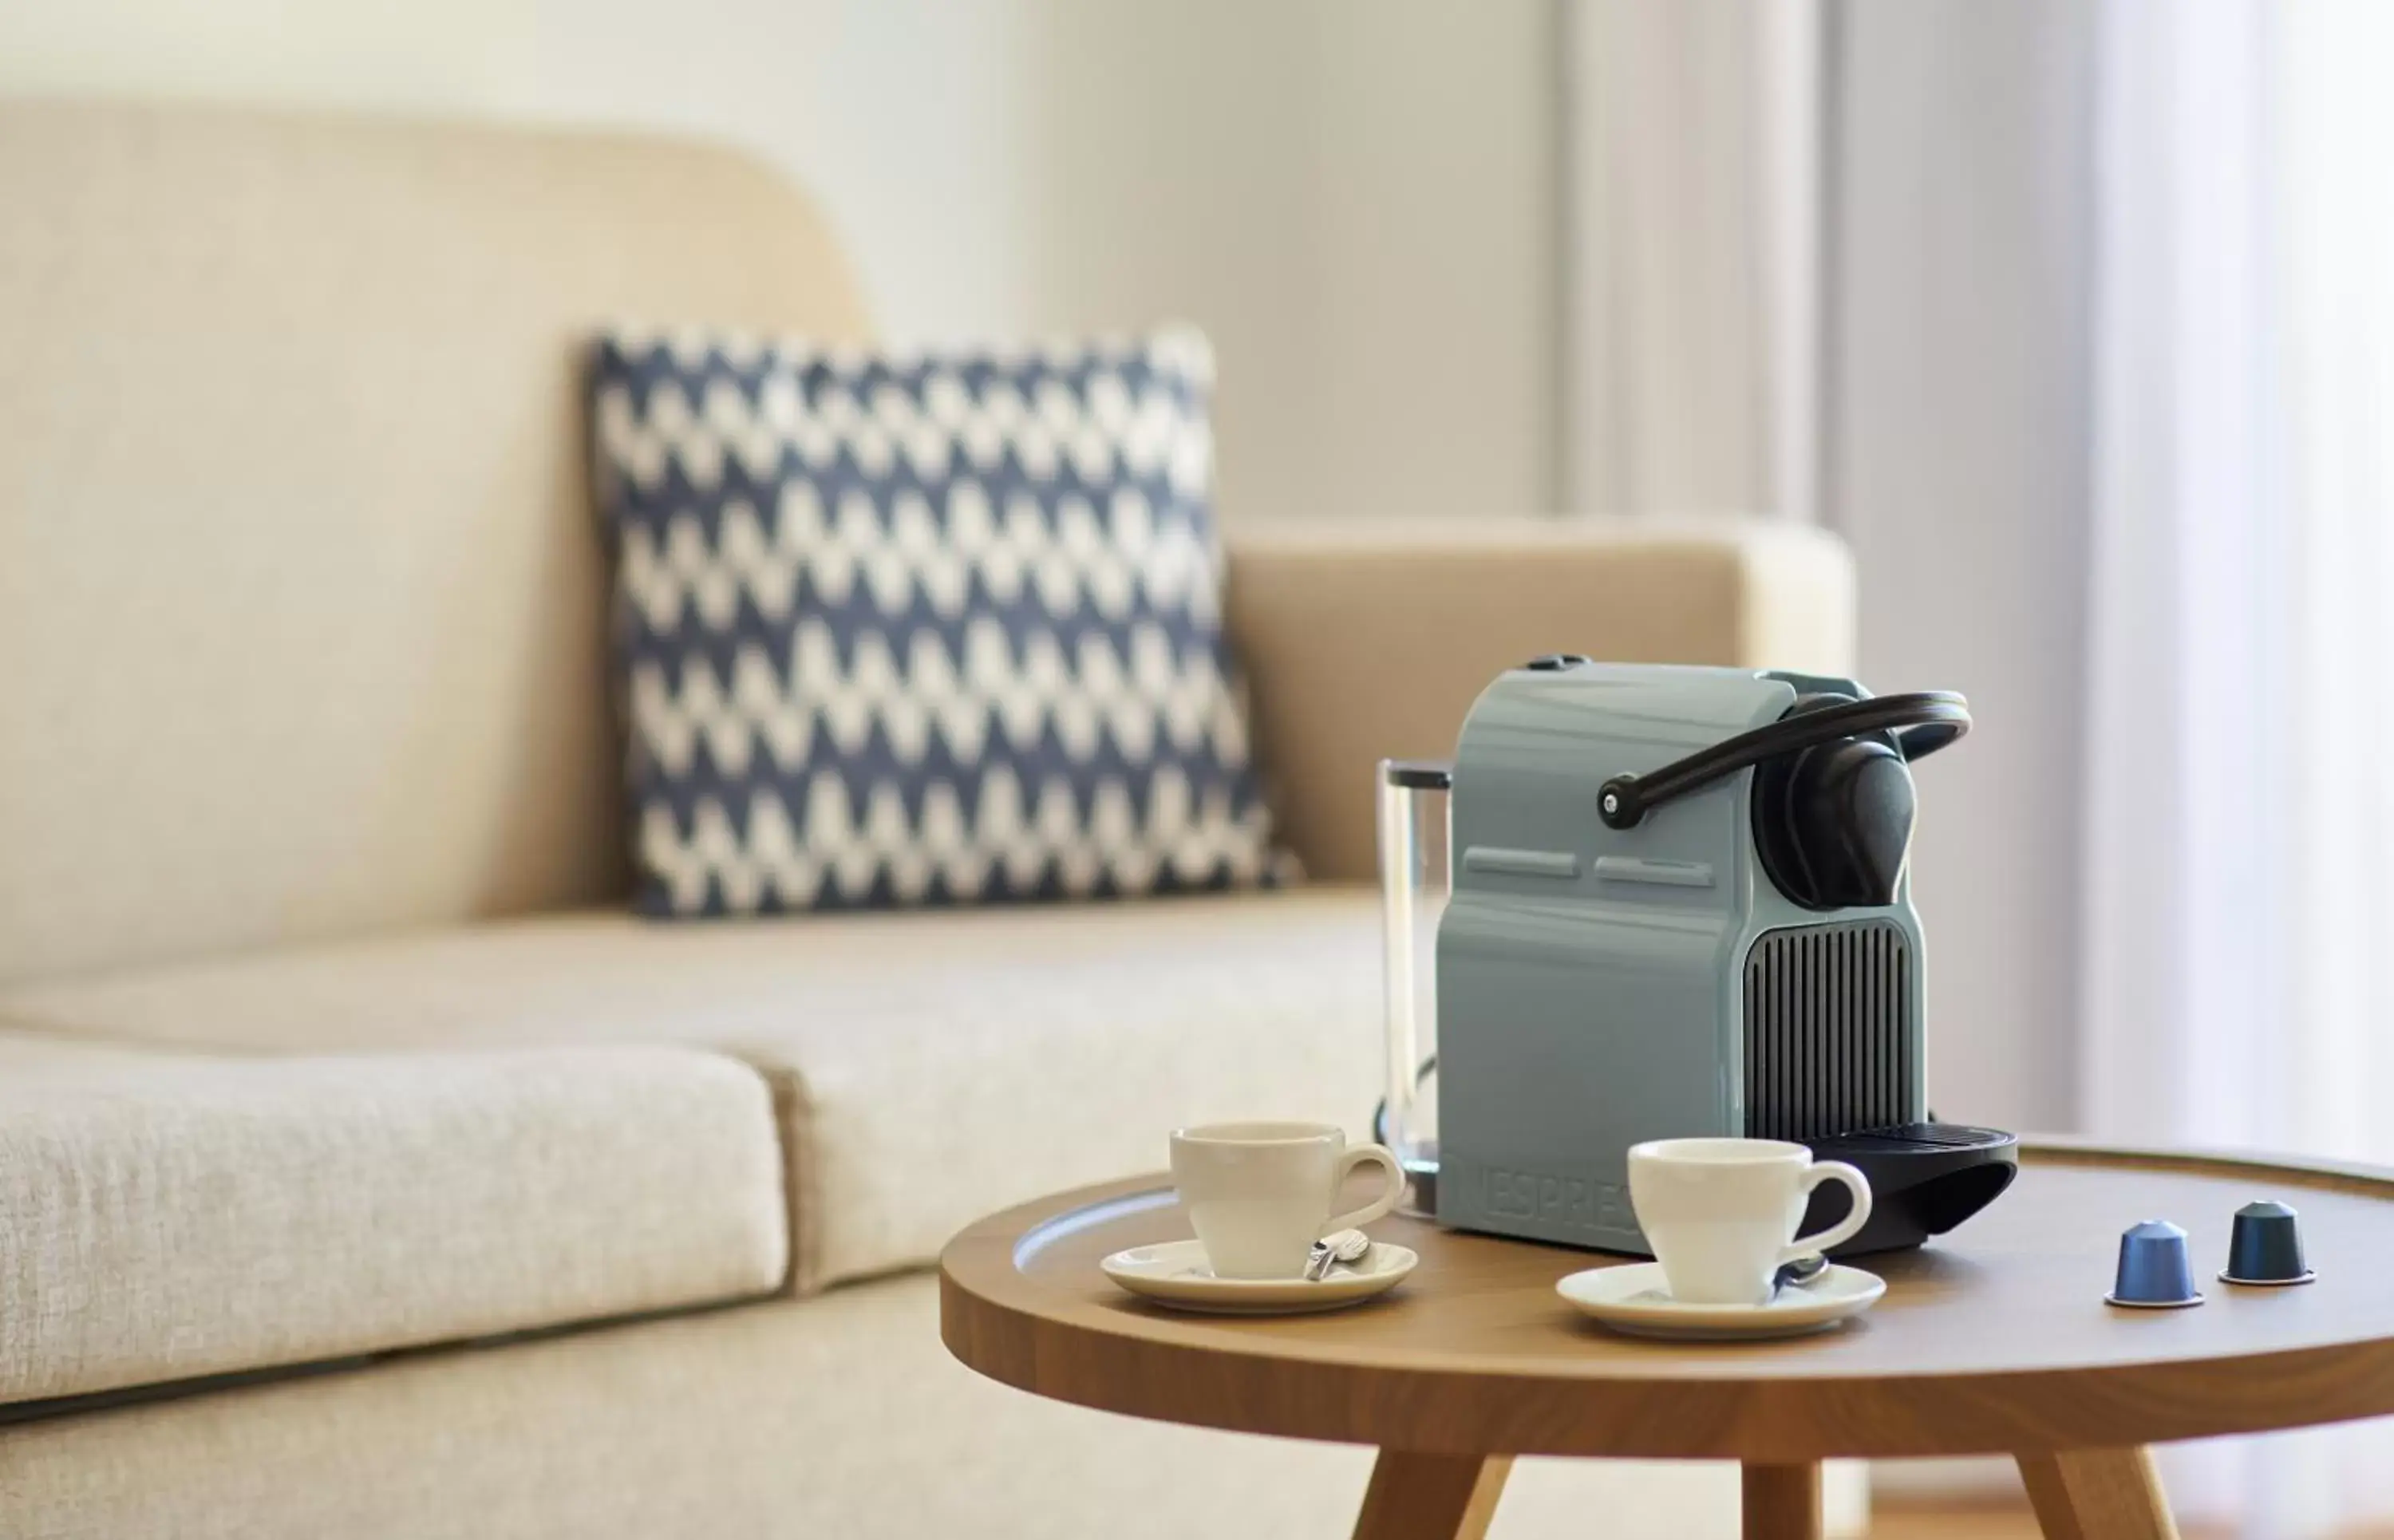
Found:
1223,518 -> 1856,881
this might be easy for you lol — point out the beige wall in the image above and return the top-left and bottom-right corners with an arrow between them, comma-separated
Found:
0,0 -> 1560,524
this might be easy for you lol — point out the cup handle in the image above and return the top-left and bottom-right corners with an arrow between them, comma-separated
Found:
1325,1142 -> 1405,1235
1781,1159 -> 1874,1263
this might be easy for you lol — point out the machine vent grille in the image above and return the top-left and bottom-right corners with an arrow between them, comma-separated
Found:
1743,921 -> 1913,1141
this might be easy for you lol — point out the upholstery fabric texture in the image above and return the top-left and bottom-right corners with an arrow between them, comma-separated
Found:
0,1036 -> 788,1404
0,1272 -> 1811,1540
0,103 -> 871,984
0,890 -> 1383,1293
589,326 -> 1275,915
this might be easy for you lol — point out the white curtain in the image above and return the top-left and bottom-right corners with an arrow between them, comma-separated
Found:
1566,0 -> 2394,1525
2086,0 -> 2394,1532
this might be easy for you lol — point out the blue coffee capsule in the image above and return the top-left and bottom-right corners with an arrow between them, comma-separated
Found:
2106,1218 -> 2203,1309
2221,1199 -> 2313,1286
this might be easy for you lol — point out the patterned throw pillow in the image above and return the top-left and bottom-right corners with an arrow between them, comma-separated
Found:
588,327 -> 1279,916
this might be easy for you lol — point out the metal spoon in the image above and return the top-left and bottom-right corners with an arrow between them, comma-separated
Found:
1305,1229 -> 1372,1281
1772,1254 -> 1828,1293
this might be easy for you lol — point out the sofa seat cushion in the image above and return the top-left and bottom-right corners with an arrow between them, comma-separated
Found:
0,1037 -> 788,1406
0,889 -> 1383,1291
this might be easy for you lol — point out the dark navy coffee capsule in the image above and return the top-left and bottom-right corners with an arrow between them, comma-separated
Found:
2221,1199 -> 2313,1286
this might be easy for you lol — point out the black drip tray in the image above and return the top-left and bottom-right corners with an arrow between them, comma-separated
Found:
1800,1123 -> 2019,1256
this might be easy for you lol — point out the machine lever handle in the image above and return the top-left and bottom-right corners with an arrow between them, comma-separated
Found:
1596,691 -> 1970,831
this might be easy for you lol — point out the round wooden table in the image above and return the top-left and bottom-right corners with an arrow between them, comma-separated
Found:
941,1142 -> 2394,1540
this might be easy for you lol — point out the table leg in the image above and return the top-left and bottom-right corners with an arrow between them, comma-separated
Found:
1349,1451 -> 1511,1540
1741,1462 -> 1822,1540
2017,1447 -> 2180,1540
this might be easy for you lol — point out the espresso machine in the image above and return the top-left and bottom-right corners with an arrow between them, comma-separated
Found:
1377,659 -> 2016,1258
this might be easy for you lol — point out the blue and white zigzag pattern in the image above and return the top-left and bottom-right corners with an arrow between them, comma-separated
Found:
591,326 -> 1277,915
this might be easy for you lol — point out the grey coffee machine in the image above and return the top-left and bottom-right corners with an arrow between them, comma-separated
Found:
1380,659 -> 2016,1258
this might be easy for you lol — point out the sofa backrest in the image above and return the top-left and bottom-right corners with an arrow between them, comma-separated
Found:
0,102 -> 872,982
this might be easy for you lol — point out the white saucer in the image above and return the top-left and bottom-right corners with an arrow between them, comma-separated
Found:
1100,1239 -> 1417,1314
1555,1262 -> 1885,1341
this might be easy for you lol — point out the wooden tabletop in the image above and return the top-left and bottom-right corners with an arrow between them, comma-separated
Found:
939,1142 -> 2394,1463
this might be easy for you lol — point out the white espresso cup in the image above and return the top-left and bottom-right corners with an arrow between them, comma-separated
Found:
1169,1121 -> 1404,1280
1626,1137 -> 1874,1306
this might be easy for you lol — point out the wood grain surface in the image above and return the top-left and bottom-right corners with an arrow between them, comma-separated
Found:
1348,1452 -> 1510,1540
939,1142 -> 2394,1461
1742,1463 -> 1823,1540
2017,1447 -> 2182,1540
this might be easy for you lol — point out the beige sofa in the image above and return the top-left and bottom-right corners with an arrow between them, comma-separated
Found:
0,102 -> 1856,1538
